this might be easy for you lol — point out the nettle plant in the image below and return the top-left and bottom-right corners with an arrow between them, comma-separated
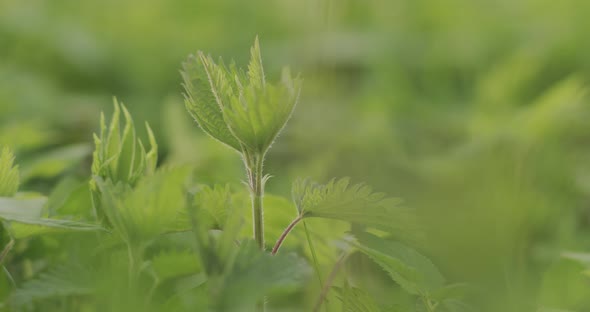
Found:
0,39 -> 470,312
179,38 -> 469,312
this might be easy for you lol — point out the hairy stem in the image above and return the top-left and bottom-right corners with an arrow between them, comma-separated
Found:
272,215 -> 303,255
250,154 -> 265,250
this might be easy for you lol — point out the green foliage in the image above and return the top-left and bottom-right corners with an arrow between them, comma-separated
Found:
0,147 -> 19,197
19,144 -> 91,182
0,172 -> 102,239
215,240 -> 309,311
91,98 -> 158,190
293,178 -> 420,241
181,53 -> 242,152
151,250 -> 201,281
11,264 -> 92,307
7,218 -> 104,239
352,232 -> 445,297
194,184 -> 233,230
182,37 -> 302,250
334,283 -> 383,312
182,37 -> 301,155
95,167 -> 189,245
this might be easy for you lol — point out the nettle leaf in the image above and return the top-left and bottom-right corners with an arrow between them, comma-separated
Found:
91,98 -> 158,190
188,185 -> 244,274
0,147 -> 19,197
7,218 -> 104,239
352,232 -> 445,297
151,250 -> 201,281
216,240 -> 309,312
334,283 -> 383,312
429,283 -> 471,303
247,36 -> 265,90
292,178 -> 420,241
11,264 -> 93,307
0,197 -> 104,238
182,53 -> 242,151
182,38 -> 301,155
194,184 -> 232,230
223,72 -> 300,154
96,167 -> 189,244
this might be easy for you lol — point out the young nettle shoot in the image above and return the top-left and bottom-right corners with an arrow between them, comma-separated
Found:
182,37 -> 301,250
90,98 -> 158,225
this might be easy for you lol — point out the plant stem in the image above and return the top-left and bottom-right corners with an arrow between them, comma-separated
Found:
250,154 -> 265,250
272,215 -> 303,255
303,221 -> 324,287
303,221 -> 328,312
127,244 -> 142,290
422,296 -> 436,312
313,253 -> 348,312
0,239 -> 14,265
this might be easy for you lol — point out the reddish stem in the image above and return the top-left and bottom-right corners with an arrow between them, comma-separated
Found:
271,215 -> 303,255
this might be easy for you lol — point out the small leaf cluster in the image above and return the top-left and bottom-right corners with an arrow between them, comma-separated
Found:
181,37 -> 301,156
90,98 -> 157,191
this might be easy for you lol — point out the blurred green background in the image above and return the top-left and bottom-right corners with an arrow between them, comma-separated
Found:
2,0 -> 590,311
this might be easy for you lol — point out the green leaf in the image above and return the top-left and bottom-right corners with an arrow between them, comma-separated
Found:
181,53 -> 242,151
91,98 -> 158,189
0,147 -> 19,197
46,178 -> 93,217
181,38 -> 301,155
352,232 -> 445,296
7,218 -> 104,239
11,264 -> 93,306
0,196 -> 103,238
293,178 -> 420,242
194,184 -> 233,229
247,36 -> 265,90
151,250 -> 201,281
221,66 -> 301,154
96,167 -> 189,244
334,283 -> 383,312
429,283 -> 471,302
216,240 -> 309,311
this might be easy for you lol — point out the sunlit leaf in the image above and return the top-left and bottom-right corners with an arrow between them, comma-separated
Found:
181,53 -> 242,151
293,178 -> 420,241
182,38 -> 301,155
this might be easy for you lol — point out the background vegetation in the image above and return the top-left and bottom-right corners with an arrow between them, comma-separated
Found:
2,0 -> 590,311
